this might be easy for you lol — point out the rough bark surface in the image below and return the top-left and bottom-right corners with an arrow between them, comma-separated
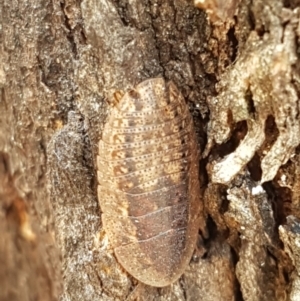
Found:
0,0 -> 300,301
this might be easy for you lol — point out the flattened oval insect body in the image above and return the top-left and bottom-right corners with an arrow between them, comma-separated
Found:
97,78 -> 200,287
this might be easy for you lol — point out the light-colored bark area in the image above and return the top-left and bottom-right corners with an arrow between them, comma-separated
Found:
1,0 -> 300,300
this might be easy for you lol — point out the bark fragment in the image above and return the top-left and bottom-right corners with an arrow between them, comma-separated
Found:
207,21 -> 300,183
279,216 -> 300,301
205,15 -> 300,184
226,174 -> 279,301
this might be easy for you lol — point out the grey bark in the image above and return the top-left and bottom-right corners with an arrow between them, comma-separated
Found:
1,0 -> 300,301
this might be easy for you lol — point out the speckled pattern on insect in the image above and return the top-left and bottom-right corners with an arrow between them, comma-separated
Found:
97,78 -> 200,287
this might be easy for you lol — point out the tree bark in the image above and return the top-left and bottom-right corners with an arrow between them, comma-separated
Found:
1,0 -> 300,300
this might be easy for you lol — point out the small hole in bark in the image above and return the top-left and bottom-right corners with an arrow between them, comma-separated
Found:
199,156 -> 209,189
283,268 -> 291,284
247,152 -> 262,181
227,23 -> 238,62
248,8 -> 256,31
205,215 -> 218,241
263,182 -> 290,227
205,72 -> 218,84
220,194 -> 229,214
259,115 -> 279,156
245,88 -> 256,116
256,24 -> 267,37
212,120 -> 248,158
230,247 -> 239,265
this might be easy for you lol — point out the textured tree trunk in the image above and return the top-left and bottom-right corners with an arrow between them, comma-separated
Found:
1,0 -> 300,300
